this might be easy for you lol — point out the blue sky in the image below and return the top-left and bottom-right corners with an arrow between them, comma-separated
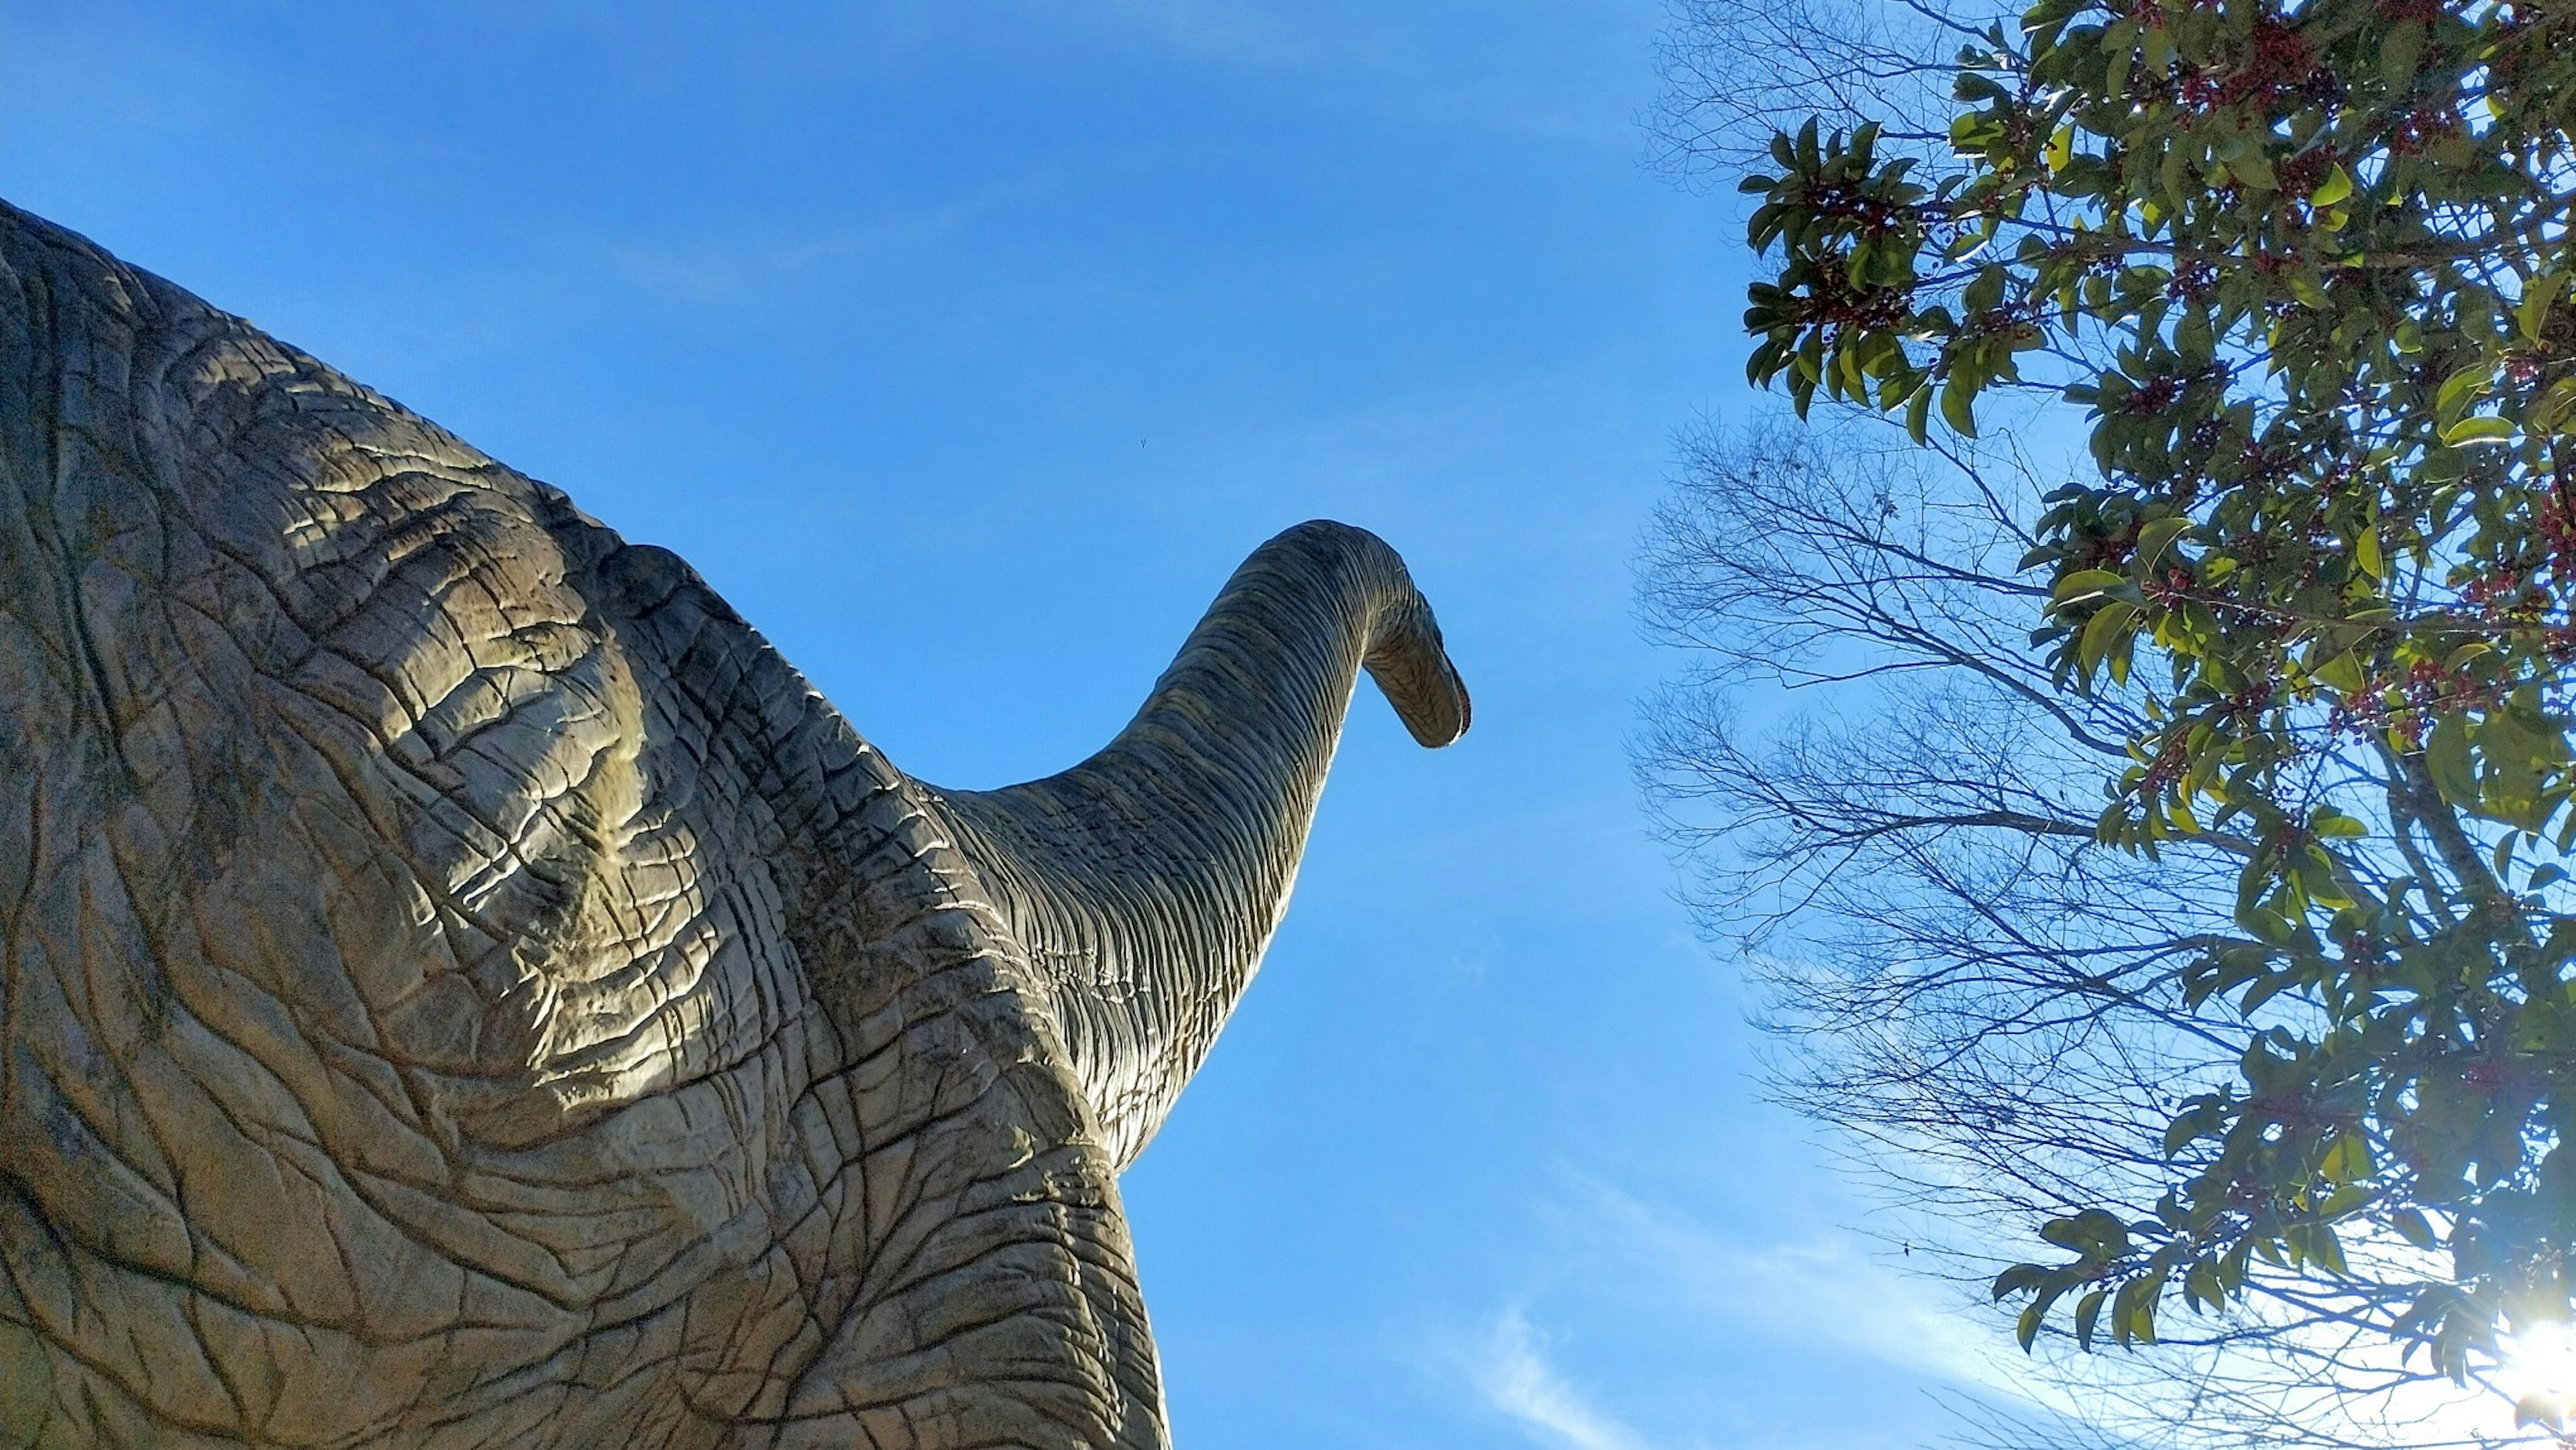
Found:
2,3 -> 2053,1445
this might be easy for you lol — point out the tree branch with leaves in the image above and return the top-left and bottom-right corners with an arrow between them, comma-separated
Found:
1641,422 -> 2518,1446
1727,0 -> 2576,1426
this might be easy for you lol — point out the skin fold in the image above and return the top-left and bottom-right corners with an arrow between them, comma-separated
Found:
0,199 -> 1467,1449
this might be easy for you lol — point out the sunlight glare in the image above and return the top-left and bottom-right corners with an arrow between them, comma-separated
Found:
2501,1320 -> 2576,1433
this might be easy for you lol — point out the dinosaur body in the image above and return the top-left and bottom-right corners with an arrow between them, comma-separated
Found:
0,201 -> 1465,1449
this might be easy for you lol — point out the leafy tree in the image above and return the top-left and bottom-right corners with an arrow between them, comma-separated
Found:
1640,420 -> 2497,1448
1711,0 -> 2576,1422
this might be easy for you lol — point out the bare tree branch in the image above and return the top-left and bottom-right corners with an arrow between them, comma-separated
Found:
1638,420 -> 2524,1449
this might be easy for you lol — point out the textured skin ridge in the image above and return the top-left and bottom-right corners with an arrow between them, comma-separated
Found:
0,198 -> 1467,1449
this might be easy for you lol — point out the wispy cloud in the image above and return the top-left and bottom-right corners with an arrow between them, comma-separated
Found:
595,176 -> 1056,307
1568,1181 -> 2020,1400
1099,0 -> 1323,69
1090,0 -> 1621,147
1423,1178 -> 2019,1450
1556,1179 -> 2527,1448
1474,1307 -> 1657,1450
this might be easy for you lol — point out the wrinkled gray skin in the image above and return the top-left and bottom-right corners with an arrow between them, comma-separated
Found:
0,201 -> 1468,1449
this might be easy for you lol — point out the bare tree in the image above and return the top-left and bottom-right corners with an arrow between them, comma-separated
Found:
1637,420 -> 2534,1447
1648,0 -> 2576,1437
1649,0 -> 1968,178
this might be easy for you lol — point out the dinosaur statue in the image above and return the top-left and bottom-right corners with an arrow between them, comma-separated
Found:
0,199 -> 1468,1449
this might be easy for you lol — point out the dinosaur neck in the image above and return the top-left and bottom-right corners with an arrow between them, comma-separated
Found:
930,520 -> 1466,1168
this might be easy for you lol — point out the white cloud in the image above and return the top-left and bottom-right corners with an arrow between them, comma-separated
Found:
1425,1180 -> 2024,1450
1559,1179 -> 2534,1448
1089,0 -> 1621,147
1098,0 -> 1322,68
595,176 -> 1056,306
1474,1307 -> 1656,1450
1568,1182 -> 2020,1400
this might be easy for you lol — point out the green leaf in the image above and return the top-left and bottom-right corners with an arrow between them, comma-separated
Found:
2053,568 -> 2127,603
2135,516 -> 2191,570
2320,1132 -> 2374,1183
2312,652 -> 2369,696
1940,375 -> 1980,437
2122,1275 -> 2161,1344
2310,162 -> 2353,207
2017,1298 -> 2047,1352
2537,377 -> 2576,433
2441,415 -> 2516,448
2109,1278 -> 2143,1346
2428,714 -> 2478,807
2163,1100 -> 2222,1155
2229,146 -> 2275,192
2241,904 -> 2298,945
2381,21 -> 2426,87
1992,1263 -> 2050,1301
2159,147 -> 2190,209
2040,1209 -> 2130,1257
1963,265 -> 2006,317
2519,270 -> 2565,341
2310,1224 -> 2349,1276
2436,366 -> 2490,422
2186,1259 -> 2225,1312
2080,601 -> 2138,678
